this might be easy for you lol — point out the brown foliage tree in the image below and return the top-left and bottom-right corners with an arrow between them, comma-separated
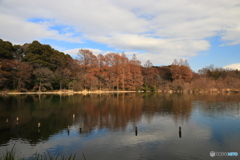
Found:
0,60 -> 32,90
0,59 -> 17,89
142,60 -> 158,88
170,65 -> 193,83
129,54 -> 143,90
77,49 -> 98,67
15,62 -> 33,90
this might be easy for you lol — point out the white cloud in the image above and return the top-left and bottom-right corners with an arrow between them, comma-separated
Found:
64,48 -> 110,57
221,27 -> 240,45
0,0 -> 240,65
0,14 -> 54,43
223,63 -> 240,70
87,34 -> 210,65
64,49 -> 83,56
0,13 -> 81,44
64,48 -> 146,65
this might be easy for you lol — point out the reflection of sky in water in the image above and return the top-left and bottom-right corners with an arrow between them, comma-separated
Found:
1,94 -> 240,160
192,102 -> 240,157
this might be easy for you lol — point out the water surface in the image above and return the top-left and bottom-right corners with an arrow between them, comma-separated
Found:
0,93 -> 240,159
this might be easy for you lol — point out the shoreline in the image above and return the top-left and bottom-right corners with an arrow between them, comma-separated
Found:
1,89 -> 239,95
1,90 -> 137,95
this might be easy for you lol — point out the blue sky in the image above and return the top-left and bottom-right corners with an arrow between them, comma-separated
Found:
0,0 -> 240,72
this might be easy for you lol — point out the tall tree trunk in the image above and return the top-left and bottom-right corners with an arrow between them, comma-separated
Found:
122,72 -> 125,90
39,80 -> 41,92
73,80 -> 75,91
17,79 -> 21,91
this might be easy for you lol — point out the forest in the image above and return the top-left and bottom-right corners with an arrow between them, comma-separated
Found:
0,38 -> 240,93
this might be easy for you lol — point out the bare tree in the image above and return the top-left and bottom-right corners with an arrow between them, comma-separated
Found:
33,67 -> 55,92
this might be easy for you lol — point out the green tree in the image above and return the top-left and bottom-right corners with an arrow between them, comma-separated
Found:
23,41 -> 69,71
13,45 -> 24,62
0,39 -> 15,60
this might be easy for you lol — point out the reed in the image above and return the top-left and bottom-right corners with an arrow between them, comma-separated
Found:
0,145 -> 77,160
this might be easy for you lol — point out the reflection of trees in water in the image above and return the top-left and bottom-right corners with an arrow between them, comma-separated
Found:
2,93 -> 238,145
79,93 -> 143,132
192,94 -> 240,118
76,93 -> 193,132
0,94 -> 144,144
141,93 -> 192,124
0,94 -> 77,145
0,93 -> 194,145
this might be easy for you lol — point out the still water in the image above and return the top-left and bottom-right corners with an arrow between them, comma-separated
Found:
0,93 -> 240,159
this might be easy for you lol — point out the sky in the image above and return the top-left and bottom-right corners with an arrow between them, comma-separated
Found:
0,0 -> 240,72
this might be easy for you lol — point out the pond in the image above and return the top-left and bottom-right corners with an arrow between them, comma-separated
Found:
0,93 -> 240,159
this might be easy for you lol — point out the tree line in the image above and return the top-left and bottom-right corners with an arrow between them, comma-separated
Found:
0,39 -> 240,92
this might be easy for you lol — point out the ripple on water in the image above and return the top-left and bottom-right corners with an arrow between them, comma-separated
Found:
0,142 -> 9,147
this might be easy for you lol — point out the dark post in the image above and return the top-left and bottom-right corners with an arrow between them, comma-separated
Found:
79,128 -> 82,133
135,126 -> 138,136
79,124 -> 82,133
68,125 -> 70,135
179,126 -> 182,138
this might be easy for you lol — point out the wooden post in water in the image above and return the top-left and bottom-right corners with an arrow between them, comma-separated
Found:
6,118 -> 9,127
16,117 -> 19,125
135,126 -> 138,136
37,123 -> 41,133
79,124 -> 82,133
68,125 -> 70,135
79,128 -> 82,133
73,114 -> 75,122
179,126 -> 182,138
